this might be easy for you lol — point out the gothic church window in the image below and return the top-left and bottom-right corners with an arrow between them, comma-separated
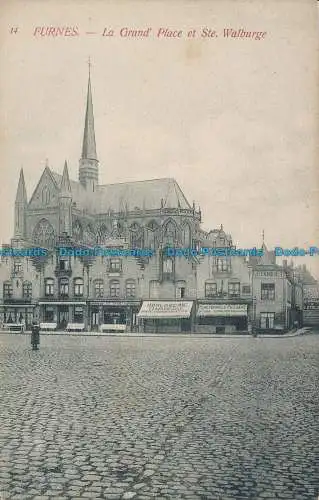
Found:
183,223 -> 191,247
163,221 -> 177,246
33,219 -> 55,247
73,220 -> 83,241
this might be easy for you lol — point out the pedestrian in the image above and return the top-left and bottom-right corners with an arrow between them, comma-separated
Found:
31,321 -> 40,351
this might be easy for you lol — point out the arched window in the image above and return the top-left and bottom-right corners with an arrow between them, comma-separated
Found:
126,280 -> 136,298
74,278 -> 84,297
45,278 -> 54,296
146,220 -> 159,249
183,223 -> 191,247
73,220 -> 83,241
94,279 -> 104,298
23,281 -> 32,298
33,218 -> 55,247
163,220 -> 177,245
3,281 -> 13,299
59,277 -> 69,297
96,224 -> 109,244
130,223 -> 143,248
110,280 -> 120,298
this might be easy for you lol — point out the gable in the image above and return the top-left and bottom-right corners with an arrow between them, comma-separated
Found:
28,167 -> 60,209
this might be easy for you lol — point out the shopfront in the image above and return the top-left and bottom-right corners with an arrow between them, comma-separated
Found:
137,301 -> 194,333
88,300 -> 141,332
0,303 -> 36,329
196,303 -> 249,333
39,301 -> 87,329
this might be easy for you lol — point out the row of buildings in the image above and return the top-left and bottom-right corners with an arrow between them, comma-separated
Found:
0,68 -> 317,334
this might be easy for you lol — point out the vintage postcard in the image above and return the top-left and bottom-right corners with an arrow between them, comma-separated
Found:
0,1 -> 318,499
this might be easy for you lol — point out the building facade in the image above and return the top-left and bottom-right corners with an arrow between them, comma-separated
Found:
0,70 -> 312,333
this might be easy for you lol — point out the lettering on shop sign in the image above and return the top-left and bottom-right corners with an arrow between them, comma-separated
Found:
254,271 -> 283,278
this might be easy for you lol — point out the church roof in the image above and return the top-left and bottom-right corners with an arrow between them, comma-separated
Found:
51,172 -> 191,213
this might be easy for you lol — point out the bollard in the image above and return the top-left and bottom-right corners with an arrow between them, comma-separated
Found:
31,321 -> 40,350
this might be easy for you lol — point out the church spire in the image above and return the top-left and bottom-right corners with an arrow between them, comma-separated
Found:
79,59 -> 99,190
15,168 -> 27,203
81,59 -> 97,161
60,160 -> 71,194
14,168 -> 28,238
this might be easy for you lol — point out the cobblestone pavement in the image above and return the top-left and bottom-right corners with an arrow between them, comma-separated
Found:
1,333 -> 318,500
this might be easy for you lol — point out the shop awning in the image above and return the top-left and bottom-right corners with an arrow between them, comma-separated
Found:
137,301 -> 193,319
197,304 -> 247,317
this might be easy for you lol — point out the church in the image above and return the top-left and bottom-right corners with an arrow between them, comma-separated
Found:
0,69 -> 304,334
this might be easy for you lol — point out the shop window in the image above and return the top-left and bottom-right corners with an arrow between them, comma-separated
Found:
126,280 -> 136,298
109,258 -> 122,272
3,282 -> 13,299
74,306 -> 84,323
260,312 -> 275,329
110,280 -> 120,297
228,282 -> 240,297
44,306 -> 54,322
59,277 -> 69,297
205,282 -> 217,298
23,281 -> 32,298
94,279 -> 104,298
74,278 -> 84,297
216,258 -> 229,272
261,283 -> 275,300
45,278 -> 54,296
242,285 -> 251,294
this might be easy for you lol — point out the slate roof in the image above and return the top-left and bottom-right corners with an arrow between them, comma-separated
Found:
51,172 -> 191,213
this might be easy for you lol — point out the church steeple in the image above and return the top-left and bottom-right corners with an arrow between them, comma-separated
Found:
59,161 -> 72,235
14,168 -> 27,238
79,59 -> 99,190
61,160 -> 72,195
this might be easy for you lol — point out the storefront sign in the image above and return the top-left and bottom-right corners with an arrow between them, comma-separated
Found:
197,304 -> 247,316
137,301 -> 193,318
254,271 -> 283,278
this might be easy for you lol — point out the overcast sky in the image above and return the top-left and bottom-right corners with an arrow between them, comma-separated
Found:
0,0 -> 318,277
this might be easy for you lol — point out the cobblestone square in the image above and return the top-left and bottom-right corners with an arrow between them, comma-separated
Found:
1,333 -> 318,499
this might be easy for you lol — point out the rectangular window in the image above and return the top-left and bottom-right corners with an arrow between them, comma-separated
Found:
126,281 -> 136,298
74,279 -> 84,297
59,258 -> 69,271
3,283 -> 13,299
216,258 -> 229,272
110,281 -> 120,297
205,283 -> 217,298
45,279 -> 54,296
228,282 -> 240,297
23,282 -> 32,298
60,280 -> 69,297
94,280 -> 104,298
260,312 -> 275,329
242,285 -> 251,294
261,283 -> 275,300
109,258 -> 122,272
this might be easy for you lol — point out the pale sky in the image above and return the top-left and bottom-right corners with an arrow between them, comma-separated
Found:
0,0 -> 318,277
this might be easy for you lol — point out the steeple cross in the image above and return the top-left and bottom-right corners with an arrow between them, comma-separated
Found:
88,56 -> 92,75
